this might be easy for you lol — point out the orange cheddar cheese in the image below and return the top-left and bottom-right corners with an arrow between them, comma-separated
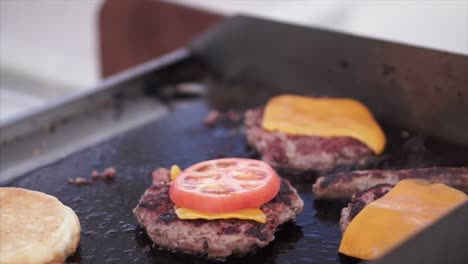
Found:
170,165 -> 182,181
262,94 -> 386,154
339,179 -> 467,260
175,207 -> 266,223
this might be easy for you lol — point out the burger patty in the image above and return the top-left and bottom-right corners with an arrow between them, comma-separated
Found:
313,167 -> 468,200
133,168 -> 304,259
244,107 -> 375,176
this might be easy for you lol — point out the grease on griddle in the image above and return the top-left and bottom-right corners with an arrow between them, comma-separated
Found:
203,110 -> 243,127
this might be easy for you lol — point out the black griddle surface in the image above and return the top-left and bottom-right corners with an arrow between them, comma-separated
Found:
9,99 -> 468,264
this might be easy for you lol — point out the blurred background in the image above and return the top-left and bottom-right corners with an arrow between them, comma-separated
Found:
1,0 -> 467,123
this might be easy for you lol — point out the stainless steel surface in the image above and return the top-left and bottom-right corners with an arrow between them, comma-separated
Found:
0,49 -> 189,184
191,15 -> 468,147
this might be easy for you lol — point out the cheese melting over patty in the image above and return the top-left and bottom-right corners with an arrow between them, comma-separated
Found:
339,179 -> 467,259
262,94 -> 386,154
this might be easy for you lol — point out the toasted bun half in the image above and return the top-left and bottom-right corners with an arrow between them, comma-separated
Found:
0,187 -> 81,264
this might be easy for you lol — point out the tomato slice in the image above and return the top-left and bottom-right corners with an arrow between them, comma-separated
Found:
169,158 -> 281,213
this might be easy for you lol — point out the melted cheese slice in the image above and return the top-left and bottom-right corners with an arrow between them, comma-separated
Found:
170,165 -> 267,224
339,179 -> 467,260
175,207 -> 266,223
170,165 -> 182,181
262,94 -> 386,154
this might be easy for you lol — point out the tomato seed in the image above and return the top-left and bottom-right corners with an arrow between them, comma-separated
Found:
215,162 -> 236,168
233,173 -> 256,180
240,183 -> 258,190
202,184 -> 234,195
195,165 -> 215,172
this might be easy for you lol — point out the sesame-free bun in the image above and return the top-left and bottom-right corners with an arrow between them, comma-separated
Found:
0,187 -> 81,264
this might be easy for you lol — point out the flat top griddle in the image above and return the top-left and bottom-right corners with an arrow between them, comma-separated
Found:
8,96 -> 468,264
4,15 -> 468,264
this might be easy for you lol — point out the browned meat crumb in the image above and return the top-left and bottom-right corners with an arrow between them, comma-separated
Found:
203,110 -> 243,127
227,110 -> 241,121
68,167 -> 117,185
203,111 -> 221,126
91,167 -> 117,181
91,170 -> 100,180
68,177 -> 90,185
103,167 -> 116,180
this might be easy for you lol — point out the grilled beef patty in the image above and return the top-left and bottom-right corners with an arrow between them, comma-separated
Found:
313,167 -> 468,200
339,184 -> 394,233
133,168 -> 304,259
244,107 -> 374,177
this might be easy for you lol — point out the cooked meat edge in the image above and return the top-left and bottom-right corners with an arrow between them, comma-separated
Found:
313,167 -> 468,200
